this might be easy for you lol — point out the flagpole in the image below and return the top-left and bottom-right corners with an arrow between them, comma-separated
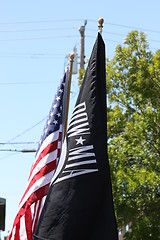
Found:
98,17 -> 104,34
64,52 -> 75,140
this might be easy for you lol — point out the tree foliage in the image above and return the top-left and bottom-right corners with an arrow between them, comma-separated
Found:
106,31 -> 160,239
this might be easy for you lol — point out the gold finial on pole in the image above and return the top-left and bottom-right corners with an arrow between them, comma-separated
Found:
98,18 -> 104,34
63,52 -> 75,140
69,52 -> 75,63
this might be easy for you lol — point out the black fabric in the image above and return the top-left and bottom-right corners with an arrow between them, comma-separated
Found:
33,33 -> 118,240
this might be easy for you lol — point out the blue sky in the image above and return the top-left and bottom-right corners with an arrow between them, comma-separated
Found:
0,0 -> 160,238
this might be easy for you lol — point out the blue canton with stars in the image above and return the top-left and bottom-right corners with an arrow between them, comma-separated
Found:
36,70 -> 67,156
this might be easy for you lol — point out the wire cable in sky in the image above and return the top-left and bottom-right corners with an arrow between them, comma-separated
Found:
0,152 -> 19,161
6,117 -> 47,144
0,27 -> 78,33
0,19 -> 84,25
1,18 -> 160,34
87,19 -> 160,34
0,141 -> 38,145
0,149 -> 36,152
0,35 -> 79,42
0,81 -> 58,85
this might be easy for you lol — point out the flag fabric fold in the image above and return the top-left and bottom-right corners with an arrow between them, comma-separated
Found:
8,67 -> 69,240
33,33 -> 118,240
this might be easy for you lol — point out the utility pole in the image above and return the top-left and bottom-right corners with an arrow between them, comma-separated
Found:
79,20 -> 87,69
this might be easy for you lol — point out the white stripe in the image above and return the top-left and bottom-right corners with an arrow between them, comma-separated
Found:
69,112 -> 88,128
71,102 -> 86,118
10,225 -> 16,240
68,115 -> 88,129
31,202 -> 38,231
70,112 -> 87,122
65,160 -> 97,168
68,153 -> 95,161
55,169 -> 98,184
18,171 -> 54,212
67,122 -> 90,137
50,137 -> 67,184
58,140 -> 62,149
31,196 -> 46,232
41,195 -> 46,208
69,145 -> 94,152
30,201 -> 35,219
28,150 -> 58,184
33,126 -> 62,164
20,150 -> 57,207
16,131 -> 62,225
39,195 -> 46,216
19,214 -> 27,240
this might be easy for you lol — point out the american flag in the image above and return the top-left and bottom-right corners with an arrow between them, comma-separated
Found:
8,67 -> 69,240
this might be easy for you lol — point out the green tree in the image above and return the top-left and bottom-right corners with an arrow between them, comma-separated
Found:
106,31 -> 160,239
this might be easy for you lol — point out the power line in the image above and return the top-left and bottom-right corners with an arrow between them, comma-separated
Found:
0,50 -> 70,58
0,149 -> 36,153
0,35 -> 79,42
87,28 -> 160,44
6,117 -> 47,144
106,21 -> 160,34
87,19 -> 160,34
0,23 -> 159,46
0,27 -> 78,33
0,81 -> 57,85
0,19 -> 84,25
0,52 -> 65,60
0,52 -> 64,56
0,56 -> 64,60
0,18 -> 160,35
86,35 -> 120,44
0,141 -> 38,145
87,28 -> 126,37
0,152 -> 19,161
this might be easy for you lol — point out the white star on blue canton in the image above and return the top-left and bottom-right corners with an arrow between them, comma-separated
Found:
53,120 -> 58,125
57,112 -> 61,117
59,89 -> 63,93
56,96 -> 61,101
47,119 -> 51,125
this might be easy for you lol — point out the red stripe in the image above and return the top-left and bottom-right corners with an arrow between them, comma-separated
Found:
12,183 -> 50,227
8,132 -> 63,240
32,198 -> 42,234
57,149 -> 61,158
7,220 -> 20,240
20,160 -> 56,206
15,220 -> 20,240
32,201 -> 37,229
25,207 -> 32,240
29,140 -> 58,180
59,132 -> 62,141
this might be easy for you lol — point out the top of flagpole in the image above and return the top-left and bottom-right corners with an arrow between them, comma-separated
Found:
63,52 -> 74,140
98,18 -> 104,35
69,52 -> 75,63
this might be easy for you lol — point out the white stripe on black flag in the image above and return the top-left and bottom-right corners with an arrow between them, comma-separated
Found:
33,33 -> 118,240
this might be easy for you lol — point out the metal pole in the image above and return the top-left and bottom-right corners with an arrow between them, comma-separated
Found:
63,52 -> 74,140
79,20 -> 87,69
